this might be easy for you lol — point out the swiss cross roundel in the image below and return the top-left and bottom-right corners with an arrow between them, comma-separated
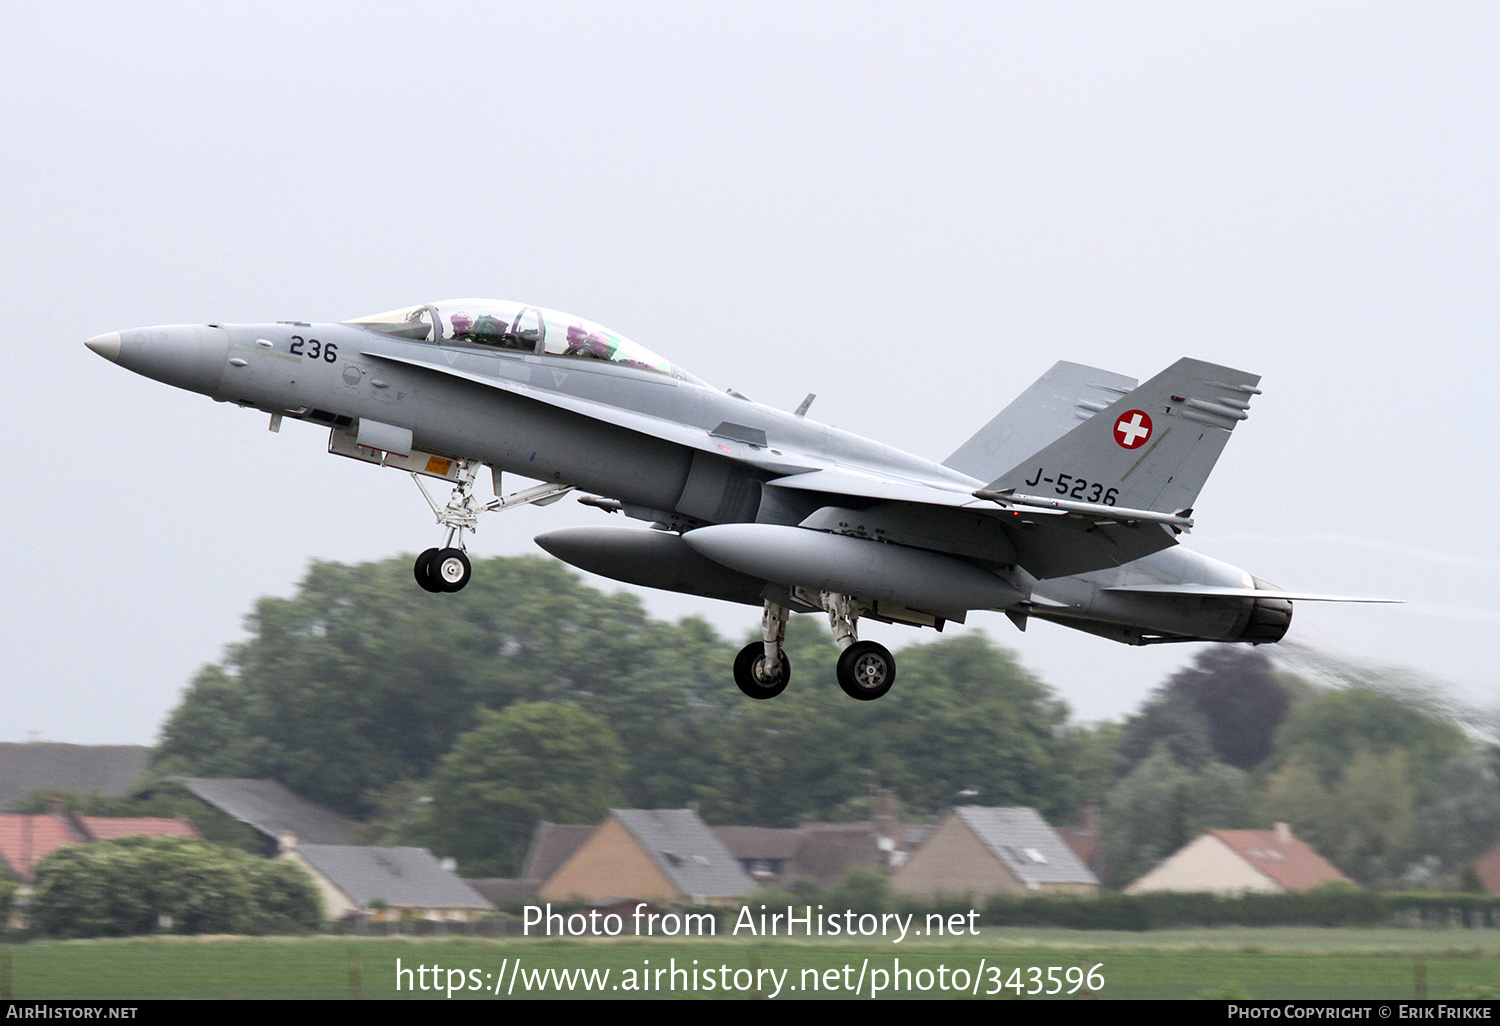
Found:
1113,409 -> 1153,449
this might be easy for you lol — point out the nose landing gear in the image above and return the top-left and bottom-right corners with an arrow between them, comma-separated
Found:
410,461 -> 572,594
415,546 -> 472,593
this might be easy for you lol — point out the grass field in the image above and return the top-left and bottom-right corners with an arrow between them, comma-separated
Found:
4,928 -> 1499,1000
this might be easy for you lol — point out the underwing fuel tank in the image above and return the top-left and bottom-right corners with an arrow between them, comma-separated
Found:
681,523 -> 1025,621
534,526 -> 768,606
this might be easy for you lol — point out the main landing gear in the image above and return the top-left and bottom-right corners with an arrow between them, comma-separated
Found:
734,602 -> 791,699
733,593 -> 897,701
410,460 -> 572,594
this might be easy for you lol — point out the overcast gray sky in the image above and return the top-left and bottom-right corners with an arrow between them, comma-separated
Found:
2,3 -> 1495,744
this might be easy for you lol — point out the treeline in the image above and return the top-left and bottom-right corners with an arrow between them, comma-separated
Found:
151,555 -> 1091,876
145,554 -> 1500,887
1087,647 -> 1500,889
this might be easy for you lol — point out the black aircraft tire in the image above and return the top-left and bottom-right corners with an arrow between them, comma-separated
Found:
836,641 -> 896,701
414,548 -> 443,593
433,548 -> 472,592
733,641 -> 790,699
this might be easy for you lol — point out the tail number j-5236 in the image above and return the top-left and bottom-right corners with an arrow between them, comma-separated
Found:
1022,468 -> 1118,505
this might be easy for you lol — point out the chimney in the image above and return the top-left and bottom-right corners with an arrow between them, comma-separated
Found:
874,790 -> 898,840
1274,822 -> 1292,844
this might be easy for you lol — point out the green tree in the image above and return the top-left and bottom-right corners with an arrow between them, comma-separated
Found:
1100,748 -> 1252,888
1266,689 -> 1467,802
1118,698 -> 1215,773
150,554 -> 1096,838
1162,647 -> 1289,770
1326,750 -> 1416,886
1416,750 -> 1500,873
155,555 -> 734,814
426,702 -> 626,876
1119,647 -> 1289,773
27,836 -> 319,938
1259,757 -> 1336,852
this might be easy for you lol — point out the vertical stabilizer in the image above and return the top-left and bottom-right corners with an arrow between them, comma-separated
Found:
943,361 -> 1137,482
986,358 -> 1260,514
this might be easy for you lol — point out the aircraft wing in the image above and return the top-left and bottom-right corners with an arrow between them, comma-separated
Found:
1104,584 -> 1400,602
374,349 -> 1187,579
762,467 -> 979,507
765,469 -> 1180,578
362,350 -> 820,475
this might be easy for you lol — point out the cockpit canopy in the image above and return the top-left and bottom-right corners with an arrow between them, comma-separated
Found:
347,299 -> 702,383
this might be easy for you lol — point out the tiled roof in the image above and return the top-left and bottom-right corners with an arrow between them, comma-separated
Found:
713,826 -> 804,861
791,824 -> 885,886
177,778 -> 353,846
0,814 -> 81,880
955,806 -> 1099,887
520,822 -> 596,883
295,846 -> 493,910
1474,840 -> 1500,895
1209,829 -> 1352,892
0,743 -> 151,811
613,810 -> 756,899
77,817 -> 199,842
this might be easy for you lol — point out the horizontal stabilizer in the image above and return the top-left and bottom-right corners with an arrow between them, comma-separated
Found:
1104,584 -> 1400,603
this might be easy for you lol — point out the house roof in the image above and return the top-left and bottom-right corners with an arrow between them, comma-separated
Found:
954,806 -> 1099,887
177,778 -> 354,846
1209,829 -> 1352,891
714,823 -> 888,886
294,845 -> 493,910
520,822 -> 596,883
791,824 -> 886,886
713,826 -> 805,861
612,809 -> 756,899
0,813 -> 205,882
0,814 -> 80,880
1473,840 -> 1500,894
77,817 -> 199,842
0,743 -> 151,811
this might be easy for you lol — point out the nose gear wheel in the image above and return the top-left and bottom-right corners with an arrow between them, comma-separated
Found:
408,460 -> 571,593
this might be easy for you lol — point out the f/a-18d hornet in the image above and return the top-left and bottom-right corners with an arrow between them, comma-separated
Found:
86,299 -> 1387,701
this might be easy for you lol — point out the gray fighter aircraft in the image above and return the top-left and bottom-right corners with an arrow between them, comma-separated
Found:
85,299 -> 1386,701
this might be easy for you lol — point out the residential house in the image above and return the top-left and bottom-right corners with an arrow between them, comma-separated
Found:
176,778 -> 354,854
538,809 -> 755,905
0,742 -> 152,811
0,811 -> 199,881
893,806 -> 1099,897
285,843 -> 493,922
1125,824 -> 1353,895
1472,839 -> 1500,894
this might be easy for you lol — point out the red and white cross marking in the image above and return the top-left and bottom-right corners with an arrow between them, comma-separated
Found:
1114,410 -> 1153,449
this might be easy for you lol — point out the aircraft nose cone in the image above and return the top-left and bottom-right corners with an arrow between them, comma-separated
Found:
84,332 -> 122,362
95,324 -> 231,396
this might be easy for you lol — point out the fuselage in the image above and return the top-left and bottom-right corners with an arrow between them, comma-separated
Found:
86,301 -> 1293,648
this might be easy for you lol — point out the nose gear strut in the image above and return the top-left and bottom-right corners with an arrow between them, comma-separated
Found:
410,461 -> 572,593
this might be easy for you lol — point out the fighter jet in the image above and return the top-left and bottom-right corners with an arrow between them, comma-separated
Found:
85,299 -> 1387,701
